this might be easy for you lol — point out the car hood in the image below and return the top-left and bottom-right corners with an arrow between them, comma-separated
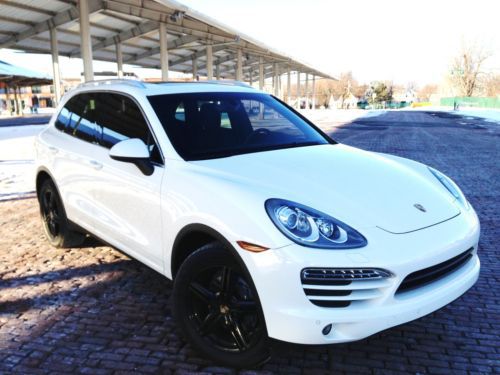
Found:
190,144 -> 460,234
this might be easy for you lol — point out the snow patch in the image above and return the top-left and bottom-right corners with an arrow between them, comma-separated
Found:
0,125 -> 47,201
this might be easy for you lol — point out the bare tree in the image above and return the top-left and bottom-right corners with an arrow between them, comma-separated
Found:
417,84 -> 438,101
450,41 -> 491,97
483,73 -> 500,96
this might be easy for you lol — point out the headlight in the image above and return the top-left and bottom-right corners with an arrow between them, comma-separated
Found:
265,199 -> 367,249
428,167 -> 470,210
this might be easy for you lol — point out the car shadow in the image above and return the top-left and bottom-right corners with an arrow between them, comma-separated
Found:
0,240 -> 471,373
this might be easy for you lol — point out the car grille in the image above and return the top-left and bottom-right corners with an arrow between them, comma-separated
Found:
396,248 -> 474,294
301,268 -> 393,308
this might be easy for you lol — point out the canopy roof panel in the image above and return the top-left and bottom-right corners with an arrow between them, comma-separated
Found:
0,59 -> 52,86
0,0 -> 335,80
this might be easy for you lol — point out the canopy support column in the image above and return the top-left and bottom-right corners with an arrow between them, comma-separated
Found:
305,73 -> 309,109
14,86 -> 20,115
215,64 -> 220,80
159,22 -> 169,81
259,57 -> 264,90
206,43 -> 213,80
79,0 -> 94,82
49,27 -> 62,105
236,49 -> 243,81
192,57 -> 198,80
296,72 -> 301,109
286,68 -> 291,104
5,85 -> 11,115
116,43 -> 123,78
312,75 -> 316,110
273,63 -> 279,96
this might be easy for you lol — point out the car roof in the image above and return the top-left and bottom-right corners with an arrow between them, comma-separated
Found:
71,79 -> 263,97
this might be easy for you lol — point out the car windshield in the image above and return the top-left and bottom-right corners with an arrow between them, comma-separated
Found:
147,91 -> 332,160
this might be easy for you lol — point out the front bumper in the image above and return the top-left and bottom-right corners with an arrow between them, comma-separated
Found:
237,207 -> 480,344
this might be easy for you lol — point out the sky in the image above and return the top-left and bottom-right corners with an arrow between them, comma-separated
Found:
1,0 -> 499,86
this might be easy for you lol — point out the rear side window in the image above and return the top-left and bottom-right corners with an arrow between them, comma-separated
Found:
55,92 -> 162,164
55,93 -> 99,143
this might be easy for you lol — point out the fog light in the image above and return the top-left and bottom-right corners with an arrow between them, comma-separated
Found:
322,324 -> 332,335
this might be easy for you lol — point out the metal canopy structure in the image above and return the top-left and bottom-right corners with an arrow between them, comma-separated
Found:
0,59 -> 52,86
0,0 -> 333,108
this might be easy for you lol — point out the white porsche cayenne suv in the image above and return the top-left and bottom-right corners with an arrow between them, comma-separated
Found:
35,80 -> 480,367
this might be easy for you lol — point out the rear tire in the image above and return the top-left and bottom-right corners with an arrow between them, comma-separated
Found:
172,243 -> 270,368
38,179 -> 86,248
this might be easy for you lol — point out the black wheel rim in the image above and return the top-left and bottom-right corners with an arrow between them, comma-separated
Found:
41,187 -> 60,238
186,265 -> 263,353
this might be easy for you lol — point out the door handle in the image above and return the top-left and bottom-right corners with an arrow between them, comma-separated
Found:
89,160 -> 103,170
48,146 -> 58,154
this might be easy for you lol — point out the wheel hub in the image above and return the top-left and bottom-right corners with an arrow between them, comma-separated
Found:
219,304 -> 230,314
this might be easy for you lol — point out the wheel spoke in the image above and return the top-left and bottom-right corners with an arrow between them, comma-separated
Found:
48,220 -> 57,234
220,267 -> 233,294
198,311 -> 222,336
226,313 -> 249,351
189,282 -> 215,304
49,192 -> 56,210
42,192 -> 51,214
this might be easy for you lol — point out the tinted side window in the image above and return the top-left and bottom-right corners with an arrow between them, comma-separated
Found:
55,94 -> 99,144
55,106 -> 70,131
94,93 -> 162,164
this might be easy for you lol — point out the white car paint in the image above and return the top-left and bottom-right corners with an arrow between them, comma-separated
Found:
35,81 -> 480,345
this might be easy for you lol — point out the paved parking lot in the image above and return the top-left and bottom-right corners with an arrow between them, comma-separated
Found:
0,110 -> 499,374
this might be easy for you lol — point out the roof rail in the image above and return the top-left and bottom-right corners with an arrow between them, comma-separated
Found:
76,79 -> 147,89
155,80 -> 255,89
204,80 -> 254,88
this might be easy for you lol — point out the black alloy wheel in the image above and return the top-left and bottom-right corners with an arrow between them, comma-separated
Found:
38,179 -> 85,248
40,184 -> 61,238
172,243 -> 270,367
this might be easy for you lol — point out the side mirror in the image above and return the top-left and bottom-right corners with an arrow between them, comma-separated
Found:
109,138 -> 154,176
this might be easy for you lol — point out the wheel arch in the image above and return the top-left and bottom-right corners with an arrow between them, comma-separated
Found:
170,223 -> 269,338
35,167 -> 58,198
171,223 -> 244,279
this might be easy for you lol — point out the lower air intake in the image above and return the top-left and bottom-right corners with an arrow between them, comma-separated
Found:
301,268 -> 393,308
397,248 -> 474,294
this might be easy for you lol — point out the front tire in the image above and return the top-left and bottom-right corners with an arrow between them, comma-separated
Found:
172,243 -> 270,368
38,179 -> 85,248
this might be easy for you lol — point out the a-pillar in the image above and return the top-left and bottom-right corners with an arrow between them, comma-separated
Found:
79,0 -> 94,82
49,27 -> 62,105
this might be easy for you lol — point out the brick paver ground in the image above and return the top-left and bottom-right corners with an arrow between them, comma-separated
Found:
0,110 -> 499,374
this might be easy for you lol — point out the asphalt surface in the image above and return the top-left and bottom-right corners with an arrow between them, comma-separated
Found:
0,116 -> 51,127
0,110 -> 498,374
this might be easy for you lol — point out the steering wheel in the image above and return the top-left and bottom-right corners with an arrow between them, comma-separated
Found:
243,128 -> 271,144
